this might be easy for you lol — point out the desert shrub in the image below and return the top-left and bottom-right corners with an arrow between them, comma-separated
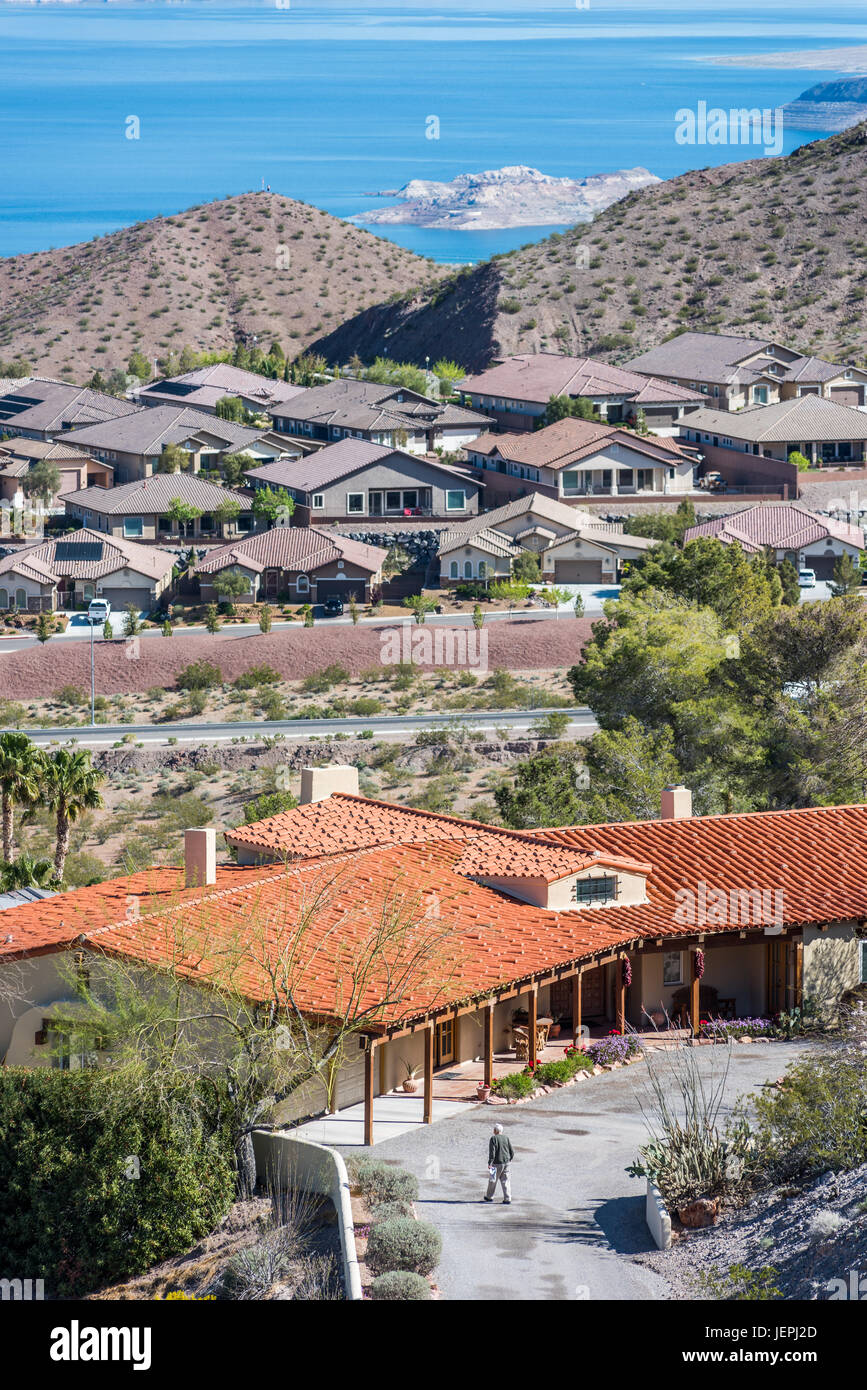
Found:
369,1270 -> 431,1300
491,1069 -> 537,1099
586,1033 -> 641,1066
176,660 -> 222,691
302,664 -> 349,694
365,1218 -> 441,1276
346,697 -> 383,717
349,1158 -> 419,1208
54,684 -> 85,707
241,790 -> 298,823
291,1252 -> 343,1300
187,689 -> 208,716
370,1199 -> 414,1224
233,664 -> 281,690
0,1069 -> 234,1296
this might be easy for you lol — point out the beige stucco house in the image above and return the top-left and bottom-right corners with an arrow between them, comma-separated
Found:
0,526 -> 175,613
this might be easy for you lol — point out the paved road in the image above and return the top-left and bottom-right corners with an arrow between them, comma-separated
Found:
352,1043 -> 806,1301
1,706 -> 598,748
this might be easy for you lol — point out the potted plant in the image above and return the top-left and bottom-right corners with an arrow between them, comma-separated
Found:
549,1019 -> 562,1039
401,1060 -> 420,1094
476,1081 -> 491,1100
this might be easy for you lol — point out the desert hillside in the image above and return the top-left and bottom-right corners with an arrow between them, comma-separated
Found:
311,124 -> 867,372
0,193 -> 446,379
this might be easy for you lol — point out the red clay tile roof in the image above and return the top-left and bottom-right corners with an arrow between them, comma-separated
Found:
683,502 -> 864,555
453,835 -> 651,882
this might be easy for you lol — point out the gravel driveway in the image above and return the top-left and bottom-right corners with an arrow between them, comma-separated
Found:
343,1043 -> 807,1301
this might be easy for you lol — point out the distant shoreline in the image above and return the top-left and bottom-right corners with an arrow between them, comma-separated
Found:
703,44 -> 867,73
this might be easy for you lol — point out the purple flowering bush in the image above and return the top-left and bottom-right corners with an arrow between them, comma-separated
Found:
699,1017 -> 774,1040
586,1033 -> 642,1066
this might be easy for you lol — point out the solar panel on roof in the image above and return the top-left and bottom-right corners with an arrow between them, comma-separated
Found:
54,541 -> 104,564
154,382 -> 197,397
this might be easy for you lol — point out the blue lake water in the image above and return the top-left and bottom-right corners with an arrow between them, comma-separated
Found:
0,0 -> 865,262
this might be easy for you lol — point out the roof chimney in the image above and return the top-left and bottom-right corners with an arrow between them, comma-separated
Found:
299,764 -> 360,806
661,785 -> 692,821
185,827 -> 217,888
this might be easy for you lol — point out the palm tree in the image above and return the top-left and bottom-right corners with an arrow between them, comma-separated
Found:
40,749 -> 105,883
0,732 -> 41,863
0,854 -> 57,893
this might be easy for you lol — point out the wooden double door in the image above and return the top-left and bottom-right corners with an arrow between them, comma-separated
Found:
767,939 -> 802,1015
549,966 -> 606,1023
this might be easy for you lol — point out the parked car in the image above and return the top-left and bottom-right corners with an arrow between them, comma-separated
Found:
798,568 -> 817,589
87,597 -> 111,624
699,471 -> 724,492
323,595 -> 344,617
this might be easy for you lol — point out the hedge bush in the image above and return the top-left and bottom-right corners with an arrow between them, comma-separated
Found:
0,1068 -> 234,1296
369,1271 -> 431,1301
370,1199 -> 415,1224
348,1157 -> 419,1207
365,1217 -> 442,1277
490,1069 -> 537,1099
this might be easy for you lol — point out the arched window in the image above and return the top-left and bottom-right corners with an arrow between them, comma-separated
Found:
449,560 -> 458,580
15,588 -> 26,609
296,573 -> 310,593
478,561 -> 486,579
464,560 -> 473,579
0,589 -> 7,610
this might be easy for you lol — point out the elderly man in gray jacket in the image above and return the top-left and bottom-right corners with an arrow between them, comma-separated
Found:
484,1122 -> 514,1204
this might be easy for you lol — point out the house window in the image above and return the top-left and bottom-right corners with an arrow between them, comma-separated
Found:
385,491 -> 402,511
296,573 -> 310,593
449,560 -> 458,579
464,560 -> 473,579
346,493 -> 365,514
0,589 -> 7,609
123,518 -> 144,538
402,491 -> 418,510
572,875 -> 617,905
662,952 -> 683,986
446,490 -> 466,511
15,588 -> 26,609
478,561 -> 486,578
860,940 -> 867,985
312,494 -> 324,510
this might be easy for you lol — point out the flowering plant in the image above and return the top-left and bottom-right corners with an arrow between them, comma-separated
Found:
587,1033 -> 641,1066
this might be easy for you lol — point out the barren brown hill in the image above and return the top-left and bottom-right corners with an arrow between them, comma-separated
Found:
311,124 -> 867,373
0,192 -> 446,380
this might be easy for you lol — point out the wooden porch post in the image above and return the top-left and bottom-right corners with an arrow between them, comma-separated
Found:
617,958 -> 627,1035
528,985 -> 538,1067
571,972 -> 582,1046
483,1002 -> 494,1088
423,1023 -> 434,1125
690,951 -> 701,1038
794,940 -> 804,1010
363,1041 -> 376,1147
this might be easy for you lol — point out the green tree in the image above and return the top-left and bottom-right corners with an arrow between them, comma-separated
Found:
829,552 -> 862,597
258,603 -> 272,634
251,486 -> 290,528
213,496 -> 241,532
40,747 -> 105,882
472,603 -> 484,630
156,442 -> 191,474
788,450 -> 812,472
624,499 -> 696,545
289,352 -> 328,387
220,452 -> 255,488
215,395 -> 248,423
103,618 -> 114,641
513,550 -> 541,584
23,460 -> 61,506
123,603 -> 140,638
348,594 -> 360,626
205,603 -> 220,634
167,497 -> 201,537
542,394 -> 599,426
431,359 -> 466,394
162,619 -> 173,638
35,612 -> 52,644
0,853 -> 57,891
403,594 -> 437,625
573,592 -> 585,619
127,349 -> 151,382
0,731 -> 41,863
777,557 -> 801,606
621,535 -> 781,629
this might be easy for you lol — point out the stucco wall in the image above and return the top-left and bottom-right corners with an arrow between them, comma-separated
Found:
804,923 -> 861,1019
632,941 -> 767,1024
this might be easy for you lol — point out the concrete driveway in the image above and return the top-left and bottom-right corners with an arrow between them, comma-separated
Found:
345,1042 -> 806,1301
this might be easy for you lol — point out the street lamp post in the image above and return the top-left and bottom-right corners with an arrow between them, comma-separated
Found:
89,617 -> 96,727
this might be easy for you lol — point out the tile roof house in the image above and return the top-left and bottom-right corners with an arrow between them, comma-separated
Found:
244,437 -> 483,522
138,364 -> 307,417
683,502 -> 865,580
0,436 -> 113,506
437,491 -> 656,586
626,332 -> 867,413
464,415 -> 698,504
193,524 -> 387,605
0,526 -> 175,613
54,405 -> 299,484
270,378 -> 492,455
3,783 -> 865,1137
679,395 -> 867,469
63,474 -> 254,543
0,379 -> 140,441
459,353 -> 704,435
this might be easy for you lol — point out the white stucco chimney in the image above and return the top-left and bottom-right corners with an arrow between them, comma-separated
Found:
661,785 -> 692,821
185,827 -> 217,888
299,764 -> 360,805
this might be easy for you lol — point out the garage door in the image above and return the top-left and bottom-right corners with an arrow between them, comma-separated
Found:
829,387 -> 862,407
316,577 -> 365,601
100,587 -> 153,611
804,554 -> 837,580
554,559 -> 605,583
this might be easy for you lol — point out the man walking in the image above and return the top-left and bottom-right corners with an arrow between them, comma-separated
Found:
485,1122 -> 514,1204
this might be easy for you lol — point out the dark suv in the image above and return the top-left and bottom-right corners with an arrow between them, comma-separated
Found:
323,595 -> 344,617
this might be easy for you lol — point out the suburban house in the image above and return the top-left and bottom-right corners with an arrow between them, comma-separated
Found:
270,378 -> 492,454
54,405 -> 299,484
464,416 -> 698,501
626,332 -> 867,412
194,526 -> 386,605
244,437 -> 483,522
0,437 -> 113,505
0,378 -> 139,441
437,493 -> 656,586
459,353 -> 704,435
684,502 -> 865,581
138,364 -> 307,418
63,474 -> 254,542
2,780 -> 865,1144
0,526 -> 174,613
679,396 -> 867,494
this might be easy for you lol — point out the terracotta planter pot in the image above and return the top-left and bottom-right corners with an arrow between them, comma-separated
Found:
477,1085 -> 491,1101
402,1080 -> 418,1093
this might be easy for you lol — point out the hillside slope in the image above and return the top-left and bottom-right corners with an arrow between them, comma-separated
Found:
312,124 -> 867,373
0,193 -> 445,379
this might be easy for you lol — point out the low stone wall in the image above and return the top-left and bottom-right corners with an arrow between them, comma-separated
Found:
646,1180 -> 672,1251
252,1130 -> 362,1302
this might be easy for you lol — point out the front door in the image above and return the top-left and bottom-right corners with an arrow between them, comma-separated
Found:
264,569 -> 279,598
369,491 -> 383,516
767,939 -> 800,1014
435,1018 -> 455,1066
581,967 -> 605,1018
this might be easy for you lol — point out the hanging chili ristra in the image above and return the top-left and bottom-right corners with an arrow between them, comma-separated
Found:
695,949 -> 705,979
622,957 -> 632,988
